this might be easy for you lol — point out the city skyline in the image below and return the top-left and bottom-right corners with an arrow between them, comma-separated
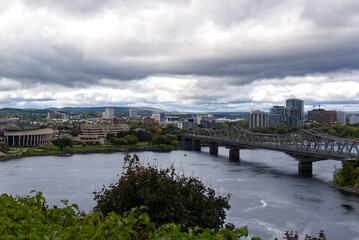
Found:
0,1 -> 359,112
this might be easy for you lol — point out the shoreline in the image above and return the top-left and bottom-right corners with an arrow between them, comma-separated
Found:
0,145 -> 181,161
328,182 -> 359,195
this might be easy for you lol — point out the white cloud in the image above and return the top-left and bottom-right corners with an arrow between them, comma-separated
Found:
0,70 -> 358,112
0,78 -> 22,90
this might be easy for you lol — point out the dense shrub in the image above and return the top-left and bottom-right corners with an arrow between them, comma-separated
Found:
94,154 -> 230,231
151,134 -> 178,146
109,135 -> 138,145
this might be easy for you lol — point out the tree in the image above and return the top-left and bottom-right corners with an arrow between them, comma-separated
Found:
81,141 -> 87,148
94,154 -> 230,231
52,137 -> 73,151
275,124 -> 289,134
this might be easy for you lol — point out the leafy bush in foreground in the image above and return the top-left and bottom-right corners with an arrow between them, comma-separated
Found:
0,191 -> 257,239
94,154 -> 230,231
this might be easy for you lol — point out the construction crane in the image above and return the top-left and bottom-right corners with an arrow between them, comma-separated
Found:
313,104 -> 321,109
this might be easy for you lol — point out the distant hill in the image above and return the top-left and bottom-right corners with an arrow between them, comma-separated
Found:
0,108 -> 49,114
0,107 -> 167,115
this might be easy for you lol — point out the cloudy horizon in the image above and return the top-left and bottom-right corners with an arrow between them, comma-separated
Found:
1,0 -> 359,112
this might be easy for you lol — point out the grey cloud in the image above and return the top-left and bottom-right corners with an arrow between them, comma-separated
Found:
301,1 -> 359,28
1,0 -> 359,89
20,0 -> 110,16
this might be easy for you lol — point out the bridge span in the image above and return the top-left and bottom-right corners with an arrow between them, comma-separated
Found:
181,127 -> 359,177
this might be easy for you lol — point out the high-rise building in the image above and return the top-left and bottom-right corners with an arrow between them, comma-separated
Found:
103,107 -> 114,120
178,119 -> 194,130
286,98 -> 304,126
151,113 -> 161,122
268,106 -> 290,127
47,111 -> 60,120
67,112 -> 82,120
160,112 -> 166,121
129,109 -> 137,118
337,111 -> 346,125
266,98 -> 304,127
249,110 -> 268,128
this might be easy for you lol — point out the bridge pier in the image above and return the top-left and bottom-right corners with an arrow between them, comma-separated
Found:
210,142 -> 218,155
194,140 -> 201,152
184,138 -> 193,150
298,162 -> 312,177
229,148 -> 240,162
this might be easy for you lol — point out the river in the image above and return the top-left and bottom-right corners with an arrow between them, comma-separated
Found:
1,147 -> 359,239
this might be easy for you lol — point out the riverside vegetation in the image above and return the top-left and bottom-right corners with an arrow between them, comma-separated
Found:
332,156 -> 359,190
0,154 -> 327,239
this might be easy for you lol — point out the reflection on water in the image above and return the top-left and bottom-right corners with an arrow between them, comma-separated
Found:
1,148 -> 359,239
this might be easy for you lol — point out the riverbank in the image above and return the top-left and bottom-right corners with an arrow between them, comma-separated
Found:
328,182 -> 359,195
0,144 -> 181,161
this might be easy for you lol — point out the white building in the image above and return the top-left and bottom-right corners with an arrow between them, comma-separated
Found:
129,109 -> 137,118
103,107 -> 114,120
249,110 -> 268,128
47,111 -> 60,119
151,113 -> 161,122
349,115 -> 359,124
336,111 -> 346,125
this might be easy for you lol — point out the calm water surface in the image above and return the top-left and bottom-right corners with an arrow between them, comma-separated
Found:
1,147 -> 359,240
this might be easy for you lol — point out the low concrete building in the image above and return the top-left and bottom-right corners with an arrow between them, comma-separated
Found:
77,124 -> 130,143
77,135 -> 104,144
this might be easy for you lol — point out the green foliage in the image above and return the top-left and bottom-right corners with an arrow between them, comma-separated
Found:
248,123 -> 359,140
0,143 -> 10,153
151,134 -> 178,146
275,124 -> 289,134
94,154 -> 230,231
333,156 -> 359,187
71,126 -> 82,136
0,191 -> 260,239
109,135 -> 138,145
234,120 -> 249,129
162,123 -> 182,135
52,137 -> 73,150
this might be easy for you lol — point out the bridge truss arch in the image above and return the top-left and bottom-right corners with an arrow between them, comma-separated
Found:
190,127 -> 359,161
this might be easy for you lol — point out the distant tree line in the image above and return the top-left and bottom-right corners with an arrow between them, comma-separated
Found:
247,123 -> 359,140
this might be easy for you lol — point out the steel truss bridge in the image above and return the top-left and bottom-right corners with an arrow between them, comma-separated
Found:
183,127 -> 359,162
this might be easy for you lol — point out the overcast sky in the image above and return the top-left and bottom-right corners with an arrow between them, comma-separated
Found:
0,0 -> 359,112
